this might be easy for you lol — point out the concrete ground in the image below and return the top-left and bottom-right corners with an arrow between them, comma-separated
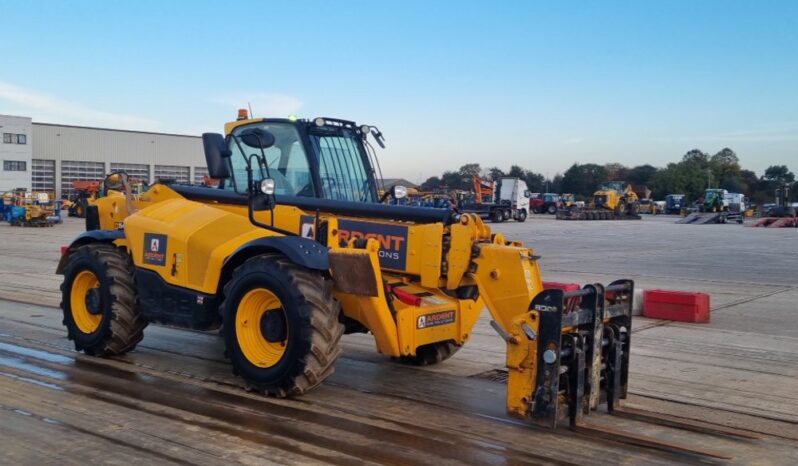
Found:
0,214 -> 796,465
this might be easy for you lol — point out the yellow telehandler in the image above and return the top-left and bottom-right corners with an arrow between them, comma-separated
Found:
57,112 -> 634,429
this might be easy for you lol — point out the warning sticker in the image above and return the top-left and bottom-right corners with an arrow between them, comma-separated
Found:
416,310 -> 456,329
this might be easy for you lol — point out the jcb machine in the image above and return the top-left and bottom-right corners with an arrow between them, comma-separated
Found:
3,190 -> 57,227
57,113 -> 634,428
65,180 -> 102,218
558,181 -> 640,220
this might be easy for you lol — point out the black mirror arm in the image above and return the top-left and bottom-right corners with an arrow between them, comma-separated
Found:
244,156 -> 295,236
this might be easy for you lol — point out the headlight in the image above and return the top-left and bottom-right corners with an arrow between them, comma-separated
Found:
260,179 -> 275,195
314,117 -> 326,127
360,124 -> 370,135
394,185 -> 407,199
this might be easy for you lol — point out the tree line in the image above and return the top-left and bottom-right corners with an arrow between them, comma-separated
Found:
420,148 -> 795,204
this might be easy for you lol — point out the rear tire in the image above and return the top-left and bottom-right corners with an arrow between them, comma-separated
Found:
60,243 -> 146,356
221,254 -> 343,397
547,205 -> 556,214
396,340 -> 460,366
491,209 -> 503,223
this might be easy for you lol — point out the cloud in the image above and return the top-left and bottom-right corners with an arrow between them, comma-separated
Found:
212,92 -> 303,118
0,81 -> 161,130
563,137 -> 583,145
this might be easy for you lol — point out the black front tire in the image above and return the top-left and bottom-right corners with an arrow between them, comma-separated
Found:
221,254 -> 343,397
517,209 -> 527,222
60,243 -> 146,356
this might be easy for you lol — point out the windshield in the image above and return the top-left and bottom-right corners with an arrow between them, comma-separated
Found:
603,181 -> 624,192
228,123 -> 314,197
308,128 -> 377,202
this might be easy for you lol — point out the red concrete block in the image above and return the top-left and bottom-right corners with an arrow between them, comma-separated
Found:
543,281 -> 581,292
643,289 -> 710,323
543,281 -> 583,312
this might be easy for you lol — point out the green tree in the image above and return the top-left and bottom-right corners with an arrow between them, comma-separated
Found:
628,164 -> 658,186
682,149 -> 710,167
507,165 -> 526,179
561,163 -> 608,197
650,161 -> 708,201
548,174 -> 563,194
604,163 -> 629,181
762,165 -> 795,184
710,148 -> 742,191
738,169 -> 761,200
421,176 -> 441,191
524,172 -> 545,192
440,171 -> 464,189
487,167 -> 505,181
458,163 -> 481,178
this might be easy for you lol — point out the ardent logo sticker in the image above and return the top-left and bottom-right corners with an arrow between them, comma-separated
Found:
300,216 -> 409,270
143,233 -> 167,266
417,310 -> 455,329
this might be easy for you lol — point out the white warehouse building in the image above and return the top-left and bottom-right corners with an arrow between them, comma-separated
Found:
0,114 -> 205,197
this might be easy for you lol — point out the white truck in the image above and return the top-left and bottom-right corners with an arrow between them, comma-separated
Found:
497,177 -> 531,222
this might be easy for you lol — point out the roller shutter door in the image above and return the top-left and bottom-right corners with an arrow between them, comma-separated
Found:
31,159 -> 55,194
61,160 -> 105,198
155,165 -> 190,184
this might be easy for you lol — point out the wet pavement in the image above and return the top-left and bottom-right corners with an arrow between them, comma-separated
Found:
0,215 -> 797,465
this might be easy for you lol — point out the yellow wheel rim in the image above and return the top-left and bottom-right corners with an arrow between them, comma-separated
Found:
70,270 -> 102,334
235,288 -> 288,368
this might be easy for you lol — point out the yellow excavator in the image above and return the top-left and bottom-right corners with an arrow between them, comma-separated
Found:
57,111 -> 634,429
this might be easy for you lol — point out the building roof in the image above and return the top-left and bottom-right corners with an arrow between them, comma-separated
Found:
32,122 -> 200,139
381,178 -> 419,190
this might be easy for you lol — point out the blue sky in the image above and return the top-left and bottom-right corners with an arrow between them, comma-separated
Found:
1,0 -> 796,181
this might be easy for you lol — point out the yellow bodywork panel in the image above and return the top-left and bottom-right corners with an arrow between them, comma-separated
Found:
393,282 -> 482,355
504,311 -> 542,418
330,240 -> 400,356
123,197 -> 279,293
445,222 -> 474,290
405,223 -> 444,288
471,239 -> 543,334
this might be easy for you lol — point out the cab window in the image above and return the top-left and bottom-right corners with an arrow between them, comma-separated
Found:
228,123 -> 315,197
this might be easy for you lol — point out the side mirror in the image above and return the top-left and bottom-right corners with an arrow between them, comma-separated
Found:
240,128 -> 276,149
202,133 -> 232,179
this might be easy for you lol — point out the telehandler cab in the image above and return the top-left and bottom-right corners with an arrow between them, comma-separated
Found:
58,111 -> 634,428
